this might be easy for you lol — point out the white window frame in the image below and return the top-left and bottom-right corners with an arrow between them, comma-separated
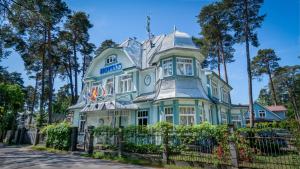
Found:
119,74 -> 133,93
79,114 -> 86,133
179,106 -> 195,126
222,88 -> 229,103
106,78 -> 114,95
164,107 -> 173,123
106,55 -> 117,65
258,110 -> 266,118
137,110 -> 148,126
176,57 -> 194,76
231,114 -> 241,127
211,80 -> 218,98
162,58 -> 173,77
220,111 -> 228,124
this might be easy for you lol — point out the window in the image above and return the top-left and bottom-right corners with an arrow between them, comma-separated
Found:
231,114 -> 241,127
119,74 -> 132,93
179,107 -> 195,125
176,58 -> 193,76
164,107 -> 173,123
106,78 -> 114,95
211,80 -> 218,97
221,88 -> 229,103
79,115 -> 86,133
106,55 -> 117,65
162,58 -> 173,77
137,110 -> 148,126
220,112 -> 228,124
259,110 -> 266,118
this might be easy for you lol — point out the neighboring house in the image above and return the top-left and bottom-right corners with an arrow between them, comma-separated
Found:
231,104 -> 249,127
245,102 -> 286,123
68,29 -> 237,140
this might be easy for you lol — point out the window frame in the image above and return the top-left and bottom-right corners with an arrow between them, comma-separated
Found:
220,111 -> 228,124
106,55 -> 117,65
211,80 -> 218,98
176,57 -> 194,76
119,74 -> 133,93
106,78 -> 114,95
137,110 -> 148,126
164,107 -> 173,123
179,106 -> 195,126
258,110 -> 266,118
79,114 -> 86,133
162,58 -> 173,77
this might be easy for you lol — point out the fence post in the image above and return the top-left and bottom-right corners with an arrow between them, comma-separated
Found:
70,127 -> 78,151
228,124 -> 239,168
162,130 -> 169,164
118,128 -> 123,157
86,126 -> 94,155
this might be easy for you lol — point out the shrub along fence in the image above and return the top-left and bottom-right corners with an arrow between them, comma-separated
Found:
91,122 -> 300,169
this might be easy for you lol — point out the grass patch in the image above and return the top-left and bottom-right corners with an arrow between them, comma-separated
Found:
30,145 -> 68,154
80,151 -> 162,167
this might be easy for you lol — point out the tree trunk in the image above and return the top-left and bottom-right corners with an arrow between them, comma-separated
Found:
47,24 -> 53,124
73,41 -> 78,103
267,66 -> 278,105
40,29 -> 47,116
220,42 -> 229,84
217,49 -> 221,77
29,75 -> 38,125
66,53 -> 75,104
244,0 -> 254,128
82,53 -> 86,90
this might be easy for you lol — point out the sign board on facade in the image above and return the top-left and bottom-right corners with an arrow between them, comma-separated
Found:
100,63 -> 122,74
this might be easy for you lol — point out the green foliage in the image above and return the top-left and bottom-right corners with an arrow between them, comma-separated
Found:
93,125 -> 118,136
41,122 -> 71,150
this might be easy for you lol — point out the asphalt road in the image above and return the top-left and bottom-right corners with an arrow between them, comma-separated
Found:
0,146 -> 157,169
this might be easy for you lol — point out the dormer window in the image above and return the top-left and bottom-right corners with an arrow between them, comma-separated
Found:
162,58 -> 173,77
106,55 -> 117,65
176,57 -> 193,76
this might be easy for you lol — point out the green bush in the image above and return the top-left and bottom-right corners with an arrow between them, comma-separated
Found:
41,122 -> 71,150
123,142 -> 162,154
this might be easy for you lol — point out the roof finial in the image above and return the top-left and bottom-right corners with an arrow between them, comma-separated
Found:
173,25 -> 177,32
146,15 -> 154,48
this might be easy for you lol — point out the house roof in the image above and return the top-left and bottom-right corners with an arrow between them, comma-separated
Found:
266,105 -> 287,112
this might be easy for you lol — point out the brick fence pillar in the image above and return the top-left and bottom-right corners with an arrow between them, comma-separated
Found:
86,126 -> 94,155
70,127 -> 78,151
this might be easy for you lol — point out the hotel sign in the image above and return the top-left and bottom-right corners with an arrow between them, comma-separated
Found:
100,63 -> 122,74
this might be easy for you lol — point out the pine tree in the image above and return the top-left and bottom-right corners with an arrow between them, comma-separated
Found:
252,49 -> 280,105
197,2 -> 235,83
226,0 -> 266,127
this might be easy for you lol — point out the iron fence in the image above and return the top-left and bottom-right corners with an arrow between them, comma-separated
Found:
239,136 -> 300,169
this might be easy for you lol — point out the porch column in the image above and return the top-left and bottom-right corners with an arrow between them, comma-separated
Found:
195,100 -> 201,124
173,100 -> 179,125
159,101 -> 164,122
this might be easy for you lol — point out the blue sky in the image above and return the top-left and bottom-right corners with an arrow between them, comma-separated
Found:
1,0 -> 299,104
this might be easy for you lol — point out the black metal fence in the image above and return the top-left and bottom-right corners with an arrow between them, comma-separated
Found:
238,136 -> 300,169
88,128 -> 300,169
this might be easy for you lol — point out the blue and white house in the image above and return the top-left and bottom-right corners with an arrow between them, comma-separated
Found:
245,102 -> 287,123
69,29 -> 238,136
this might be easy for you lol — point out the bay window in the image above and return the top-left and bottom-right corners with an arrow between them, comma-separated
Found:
179,107 -> 195,125
162,58 -> 173,77
119,74 -> 132,93
176,57 -> 193,76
